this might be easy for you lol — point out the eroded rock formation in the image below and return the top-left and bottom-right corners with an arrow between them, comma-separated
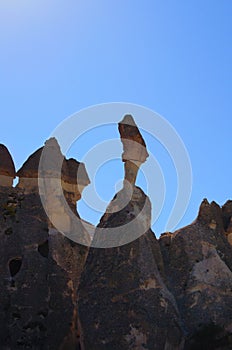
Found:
17,138 -> 90,206
119,115 -> 149,185
0,139 -> 90,349
160,200 -> 232,349
78,186 -> 185,350
0,144 -> 16,187
0,116 -> 232,349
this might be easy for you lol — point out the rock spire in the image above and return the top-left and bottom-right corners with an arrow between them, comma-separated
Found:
118,115 -> 149,185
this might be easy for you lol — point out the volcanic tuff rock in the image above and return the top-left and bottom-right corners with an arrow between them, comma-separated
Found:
0,140 -> 90,349
0,144 -> 16,187
160,199 -> 232,349
0,115 -> 232,349
119,115 -> 149,185
78,186 -> 185,350
17,137 -> 90,204
222,200 -> 232,245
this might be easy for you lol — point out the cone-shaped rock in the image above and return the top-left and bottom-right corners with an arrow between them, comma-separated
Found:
78,186 -> 185,349
0,144 -> 16,187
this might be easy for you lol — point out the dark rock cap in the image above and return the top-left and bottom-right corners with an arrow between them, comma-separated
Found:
16,147 -> 43,178
118,115 -> 149,163
63,158 -> 90,186
16,138 -> 62,179
17,138 -> 90,185
0,144 -> 16,178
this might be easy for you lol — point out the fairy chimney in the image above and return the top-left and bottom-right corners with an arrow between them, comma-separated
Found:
118,115 -> 149,185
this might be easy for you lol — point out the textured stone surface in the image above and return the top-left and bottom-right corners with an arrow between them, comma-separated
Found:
222,200 -> 232,246
78,186 -> 185,350
118,115 -> 149,185
0,142 -> 90,349
159,199 -> 232,349
0,144 -> 16,187
1,118 -> 232,350
17,138 -> 90,202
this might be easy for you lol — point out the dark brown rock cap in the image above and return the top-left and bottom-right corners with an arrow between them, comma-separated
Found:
118,115 -> 149,163
62,158 -> 90,186
17,138 -> 90,185
17,138 -> 63,179
0,144 -> 16,178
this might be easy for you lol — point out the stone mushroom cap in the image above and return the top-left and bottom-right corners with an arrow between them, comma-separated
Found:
17,147 -> 43,178
17,138 -> 90,186
63,158 -> 90,186
0,144 -> 16,178
118,115 -> 149,163
16,138 -> 64,179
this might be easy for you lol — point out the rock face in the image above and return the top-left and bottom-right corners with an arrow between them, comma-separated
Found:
0,144 -> 16,187
160,199 -> 232,349
222,200 -> 232,245
78,186 -> 185,350
0,140 -> 90,349
0,116 -> 232,349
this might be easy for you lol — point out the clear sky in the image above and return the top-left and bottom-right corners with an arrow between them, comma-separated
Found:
0,1 -> 231,236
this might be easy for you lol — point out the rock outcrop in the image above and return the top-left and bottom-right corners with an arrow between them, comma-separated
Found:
78,186 -> 185,350
0,144 -> 16,187
0,139 -> 90,349
119,115 -> 149,185
77,117 -> 184,349
0,115 -> 232,349
17,138 -> 90,206
160,199 -> 232,349
222,200 -> 232,245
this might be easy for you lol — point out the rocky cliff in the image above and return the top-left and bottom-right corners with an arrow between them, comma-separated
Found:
0,117 -> 232,349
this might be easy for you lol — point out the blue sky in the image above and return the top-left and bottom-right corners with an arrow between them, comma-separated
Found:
0,1 -> 231,236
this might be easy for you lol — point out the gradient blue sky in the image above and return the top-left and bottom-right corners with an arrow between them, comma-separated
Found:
0,1 -> 231,235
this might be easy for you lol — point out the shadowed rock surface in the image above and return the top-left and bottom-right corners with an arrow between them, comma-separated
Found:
160,199 -> 232,349
0,141 -> 90,349
78,186 -> 185,350
0,115 -> 232,349
222,200 -> 232,245
0,144 -> 16,187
